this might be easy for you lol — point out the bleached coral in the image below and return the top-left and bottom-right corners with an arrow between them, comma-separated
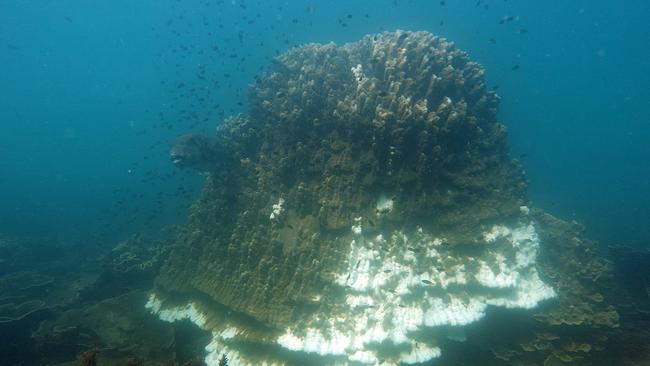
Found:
273,220 -> 555,365
145,294 -> 207,326
148,219 -> 555,366
269,197 -> 284,220
351,63 -> 364,84
376,196 -> 394,216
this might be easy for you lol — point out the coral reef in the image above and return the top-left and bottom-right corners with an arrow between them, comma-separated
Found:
0,229 -> 206,366
0,236 -> 108,365
481,211 -> 624,366
533,211 -> 619,329
34,290 -> 176,364
77,350 -> 98,366
80,232 -> 172,301
2,30 -> 646,366
150,31 -> 546,365
25,230 -> 201,366
0,271 -> 54,323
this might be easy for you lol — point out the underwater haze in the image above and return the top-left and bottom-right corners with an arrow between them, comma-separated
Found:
1,0 -> 648,248
2,1 -> 650,365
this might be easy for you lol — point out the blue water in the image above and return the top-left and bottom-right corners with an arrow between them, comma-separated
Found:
1,0 -> 648,247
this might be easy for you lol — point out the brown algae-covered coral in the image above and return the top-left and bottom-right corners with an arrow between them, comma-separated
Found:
147,31 -> 581,365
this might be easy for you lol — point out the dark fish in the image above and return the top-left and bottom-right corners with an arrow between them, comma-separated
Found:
511,64 -> 520,71
384,269 -> 392,273
286,223 -> 294,229
421,279 -> 433,285
488,38 -> 496,44
500,15 -> 519,24
518,28 -> 528,34
355,260 -> 361,269
407,247 -> 420,253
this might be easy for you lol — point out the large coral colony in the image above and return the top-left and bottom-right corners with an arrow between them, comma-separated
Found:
147,31 -> 623,365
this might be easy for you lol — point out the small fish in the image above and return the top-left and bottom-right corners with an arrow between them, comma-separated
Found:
355,260 -> 361,269
384,269 -> 392,273
488,38 -> 496,44
286,223 -> 294,229
421,279 -> 433,285
368,219 -> 375,226
500,15 -> 519,24
518,28 -> 528,35
407,247 -> 420,253
511,64 -> 520,71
